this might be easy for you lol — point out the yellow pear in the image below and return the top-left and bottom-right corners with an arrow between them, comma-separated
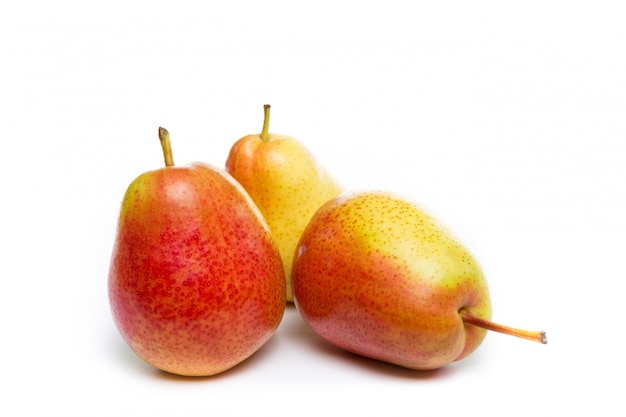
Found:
292,191 -> 546,370
226,105 -> 343,302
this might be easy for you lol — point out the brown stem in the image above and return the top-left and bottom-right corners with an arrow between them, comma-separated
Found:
260,104 -> 271,142
460,310 -> 547,344
158,127 -> 175,167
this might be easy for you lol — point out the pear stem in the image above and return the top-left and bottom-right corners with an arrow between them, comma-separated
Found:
158,127 -> 175,167
459,310 -> 547,344
260,104 -> 271,142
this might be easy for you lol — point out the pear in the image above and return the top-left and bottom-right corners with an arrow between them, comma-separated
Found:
226,104 -> 343,302
108,127 -> 286,377
292,191 -> 546,371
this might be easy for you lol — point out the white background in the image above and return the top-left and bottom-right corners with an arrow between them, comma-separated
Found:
2,1 -> 624,415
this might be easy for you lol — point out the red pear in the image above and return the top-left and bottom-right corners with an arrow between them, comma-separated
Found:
108,127 -> 285,376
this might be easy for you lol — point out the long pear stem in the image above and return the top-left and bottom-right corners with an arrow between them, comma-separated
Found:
158,127 -> 175,167
460,310 -> 547,344
260,104 -> 271,142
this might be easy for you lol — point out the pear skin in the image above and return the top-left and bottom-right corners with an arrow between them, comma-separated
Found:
292,191 -> 545,370
108,128 -> 286,376
226,105 -> 343,302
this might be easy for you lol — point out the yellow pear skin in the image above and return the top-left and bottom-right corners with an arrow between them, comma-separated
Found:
226,105 -> 343,302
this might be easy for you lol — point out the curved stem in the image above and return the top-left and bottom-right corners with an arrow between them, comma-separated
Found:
460,310 -> 547,344
260,104 -> 271,142
158,127 -> 175,167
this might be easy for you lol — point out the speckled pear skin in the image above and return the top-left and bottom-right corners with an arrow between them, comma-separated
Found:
292,191 -> 492,370
226,134 -> 342,303
108,162 -> 286,376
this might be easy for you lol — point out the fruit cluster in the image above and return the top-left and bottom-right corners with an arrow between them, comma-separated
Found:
108,105 -> 546,377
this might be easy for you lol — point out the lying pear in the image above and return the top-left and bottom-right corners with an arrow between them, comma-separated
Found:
108,127 -> 286,377
292,191 -> 546,370
226,104 -> 343,302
